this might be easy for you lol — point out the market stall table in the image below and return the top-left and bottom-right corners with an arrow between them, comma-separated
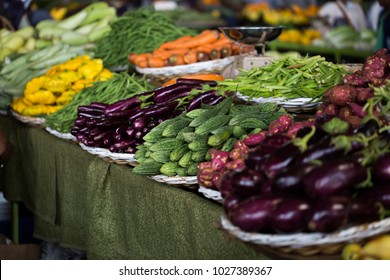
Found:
0,115 -> 267,259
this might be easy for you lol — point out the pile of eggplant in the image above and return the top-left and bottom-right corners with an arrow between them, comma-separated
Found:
222,116 -> 390,234
70,79 -> 225,153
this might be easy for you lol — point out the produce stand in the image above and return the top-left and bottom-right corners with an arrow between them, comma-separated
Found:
268,41 -> 372,63
0,115 -> 266,259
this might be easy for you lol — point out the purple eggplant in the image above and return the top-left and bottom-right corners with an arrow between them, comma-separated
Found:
104,96 -> 142,115
78,110 -> 105,119
272,198 -> 311,233
132,116 -> 149,130
95,117 -> 127,128
272,163 -> 318,195
115,125 -> 128,135
70,128 -> 78,136
147,120 -> 159,129
102,135 -> 112,147
260,134 -> 292,154
89,127 -> 101,137
205,95 -> 225,106
134,130 -> 144,139
93,130 -> 113,142
143,101 -> 179,118
231,169 -> 266,198
347,198 -> 381,225
153,83 -> 199,104
113,132 -> 123,142
128,109 -> 145,121
261,142 -> 301,179
244,149 -> 270,172
176,78 -> 218,87
293,138 -> 344,166
219,171 -> 235,198
304,160 -> 368,198
307,196 -> 349,233
228,195 -> 283,233
355,119 -> 380,137
74,118 -> 86,127
105,106 -> 140,118
223,193 -> 242,213
76,133 -> 87,142
109,138 -> 135,152
373,153 -> 390,183
295,126 -> 330,148
77,105 -> 105,114
186,90 -> 217,111
89,102 -> 108,110
125,127 -> 136,138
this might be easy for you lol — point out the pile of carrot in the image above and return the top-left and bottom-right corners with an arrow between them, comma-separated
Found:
128,30 -> 254,68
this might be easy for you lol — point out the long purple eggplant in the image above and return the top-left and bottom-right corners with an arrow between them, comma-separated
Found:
176,78 -> 218,87
143,101 -> 179,117
78,110 -> 105,119
95,117 -> 127,128
89,102 -> 108,110
205,95 -> 225,106
303,160 -> 368,198
186,90 -> 218,111
77,105 -> 105,114
231,169 -> 266,198
109,138 -> 135,152
104,96 -> 142,115
105,106 -> 140,118
153,83 -> 200,103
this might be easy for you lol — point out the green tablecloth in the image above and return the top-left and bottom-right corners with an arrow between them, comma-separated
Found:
0,115 -> 267,260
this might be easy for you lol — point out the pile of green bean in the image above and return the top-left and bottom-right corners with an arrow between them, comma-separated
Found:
45,72 -> 154,133
218,55 -> 348,101
94,8 -> 197,68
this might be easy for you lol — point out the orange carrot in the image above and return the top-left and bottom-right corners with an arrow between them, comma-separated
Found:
153,48 -> 189,60
159,35 -> 193,50
137,60 -> 149,68
168,54 -> 185,66
183,50 -> 198,64
147,56 -> 165,68
162,73 -> 225,87
176,30 -> 219,50
129,53 -> 150,65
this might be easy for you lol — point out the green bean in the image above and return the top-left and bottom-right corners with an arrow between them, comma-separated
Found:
217,55 -> 347,102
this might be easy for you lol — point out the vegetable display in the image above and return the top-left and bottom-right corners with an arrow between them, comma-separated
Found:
0,44 -> 92,109
11,55 -> 112,117
217,55 -> 347,101
128,31 -> 253,68
45,72 -> 153,133
94,8 -> 196,68
133,97 -> 286,176
71,78 -> 224,153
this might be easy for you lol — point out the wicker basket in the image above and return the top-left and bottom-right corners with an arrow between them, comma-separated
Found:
198,186 -> 223,204
79,143 -> 137,165
10,110 -> 45,128
149,175 -> 198,188
220,215 -> 390,259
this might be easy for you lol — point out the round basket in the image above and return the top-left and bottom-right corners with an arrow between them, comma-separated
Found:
135,56 -> 237,80
198,186 -> 223,203
10,110 -> 45,127
220,215 -> 390,258
79,143 -> 137,165
149,175 -> 198,188
235,92 -> 321,113
46,127 -> 77,142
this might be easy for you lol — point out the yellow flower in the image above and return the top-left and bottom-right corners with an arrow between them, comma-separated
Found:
25,90 -> 57,105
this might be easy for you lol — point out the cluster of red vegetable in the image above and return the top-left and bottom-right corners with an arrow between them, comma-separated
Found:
197,115 -> 314,189
316,48 -> 390,128
71,78 -> 225,153
220,117 -> 390,234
